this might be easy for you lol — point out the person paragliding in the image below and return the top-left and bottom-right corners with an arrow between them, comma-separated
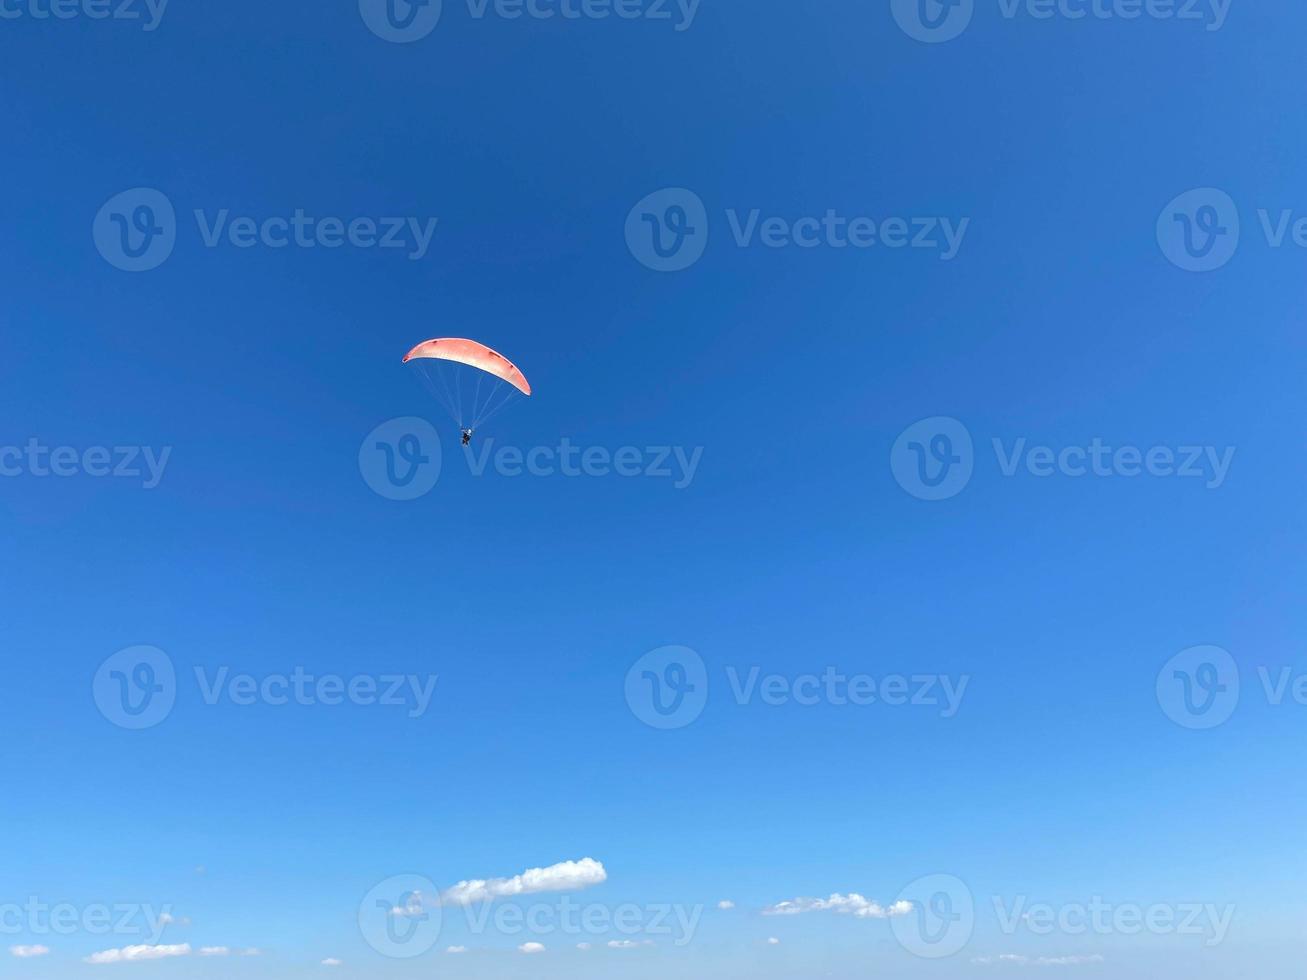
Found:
403,338 -> 532,443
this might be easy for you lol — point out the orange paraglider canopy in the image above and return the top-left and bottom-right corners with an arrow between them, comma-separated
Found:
402,338 -> 532,396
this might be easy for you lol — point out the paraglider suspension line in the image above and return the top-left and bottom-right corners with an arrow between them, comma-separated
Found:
410,357 -> 521,432
473,384 -> 518,428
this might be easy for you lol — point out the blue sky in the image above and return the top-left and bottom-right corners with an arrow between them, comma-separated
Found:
1,0 -> 1305,976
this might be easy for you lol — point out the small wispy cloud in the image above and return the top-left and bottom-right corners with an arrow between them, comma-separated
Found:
445,946 -> 467,954
717,900 -> 735,910
972,954 -> 1106,967
10,946 -> 50,958
607,939 -> 653,949
389,892 -> 427,918
85,944 -> 192,965
321,957 -> 342,966
519,942 -> 546,954
767,937 -> 781,945
198,947 -> 229,956
762,893 -> 913,919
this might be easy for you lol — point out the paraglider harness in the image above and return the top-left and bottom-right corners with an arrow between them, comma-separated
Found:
461,428 -> 474,446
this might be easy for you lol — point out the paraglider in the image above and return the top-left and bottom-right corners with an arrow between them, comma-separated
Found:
403,338 -> 532,443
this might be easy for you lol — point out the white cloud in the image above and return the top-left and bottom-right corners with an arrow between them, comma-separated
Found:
717,900 -> 735,910
198,947 -> 229,956
576,942 -> 592,950
85,944 -> 192,965
10,946 -> 50,958
519,942 -> 546,954
156,913 -> 191,927
321,958 -> 342,966
441,858 -> 607,906
767,937 -> 781,946
390,892 -> 427,918
762,893 -> 913,919
445,946 -> 467,954
607,940 -> 653,949
973,954 -> 1106,967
